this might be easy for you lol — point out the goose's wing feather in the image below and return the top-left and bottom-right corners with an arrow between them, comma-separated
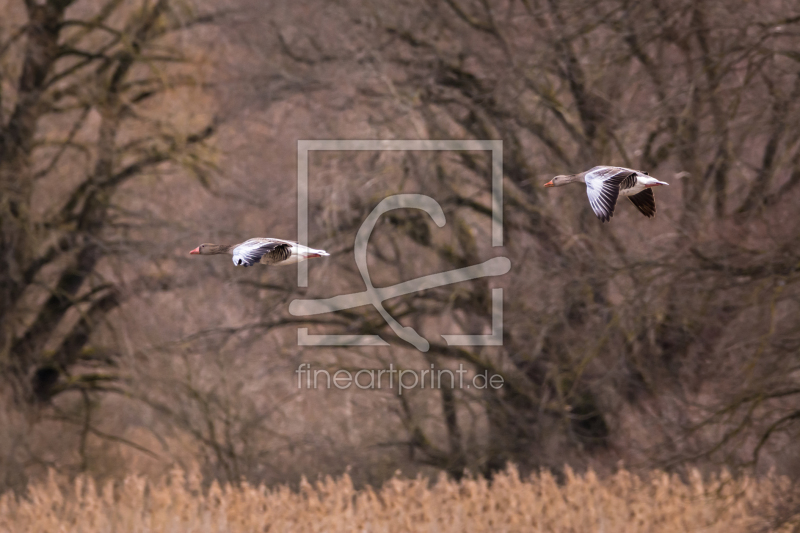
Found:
262,243 -> 293,264
628,188 -> 656,218
232,241 -> 292,267
246,237 -> 297,246
584,167 -> 637,222
619,172 -> 639,192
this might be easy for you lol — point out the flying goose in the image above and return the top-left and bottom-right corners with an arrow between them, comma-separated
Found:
544,166 -> 669,222
189,238 -> 329,267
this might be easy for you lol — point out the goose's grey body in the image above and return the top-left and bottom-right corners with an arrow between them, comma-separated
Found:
190,238 -> 329,267
231,238 -> 327,267
544,166 -> 669,222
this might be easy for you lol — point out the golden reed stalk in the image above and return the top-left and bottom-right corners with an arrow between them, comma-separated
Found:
0,465 -> 796,532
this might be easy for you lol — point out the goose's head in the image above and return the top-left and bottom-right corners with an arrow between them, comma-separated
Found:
544,175 -> 571,187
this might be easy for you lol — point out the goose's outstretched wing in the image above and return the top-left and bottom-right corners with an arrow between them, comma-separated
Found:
628,189 -> 656,218
584,167 -> 637,222
232,241 -> 292,267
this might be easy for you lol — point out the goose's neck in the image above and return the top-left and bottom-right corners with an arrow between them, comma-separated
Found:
210,244 -> 235,255
569,173 -> 586,184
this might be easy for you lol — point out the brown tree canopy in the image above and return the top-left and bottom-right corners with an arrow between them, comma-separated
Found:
0,0 -> 216,404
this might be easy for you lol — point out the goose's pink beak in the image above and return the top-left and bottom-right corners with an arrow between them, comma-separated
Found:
189,247 -> 200,255
544,180 -> 554,187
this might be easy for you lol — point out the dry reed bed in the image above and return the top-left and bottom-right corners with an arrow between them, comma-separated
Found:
0,466 -> 795,532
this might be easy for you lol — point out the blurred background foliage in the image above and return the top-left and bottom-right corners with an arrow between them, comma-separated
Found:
1,0 -> 800,497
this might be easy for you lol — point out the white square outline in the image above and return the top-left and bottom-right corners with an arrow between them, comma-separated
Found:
297,140 -> 503,348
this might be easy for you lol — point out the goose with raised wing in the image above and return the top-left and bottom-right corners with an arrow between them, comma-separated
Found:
544,166 -> 669,222
189,238 -> 329,267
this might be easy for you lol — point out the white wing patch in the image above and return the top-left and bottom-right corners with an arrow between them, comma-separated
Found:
584,167 -> 636,222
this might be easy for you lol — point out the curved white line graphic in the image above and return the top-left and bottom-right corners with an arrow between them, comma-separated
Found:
289,194 -> 511,351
